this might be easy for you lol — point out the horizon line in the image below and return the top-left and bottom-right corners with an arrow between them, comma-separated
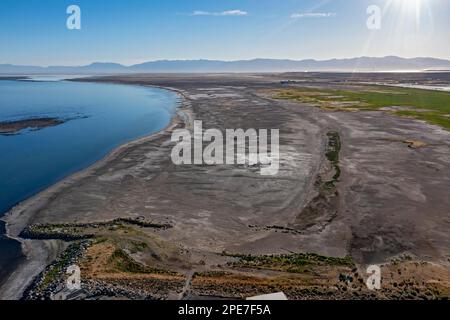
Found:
2,55 -> 450,68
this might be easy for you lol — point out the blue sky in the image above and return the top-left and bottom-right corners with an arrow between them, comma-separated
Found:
0,0 -> 449,66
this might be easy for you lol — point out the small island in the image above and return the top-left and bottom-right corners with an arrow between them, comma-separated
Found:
0,117 -> 66,135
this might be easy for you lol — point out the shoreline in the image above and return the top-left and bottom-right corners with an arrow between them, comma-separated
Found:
1,73 -> 448,300
0,83 -> 191,300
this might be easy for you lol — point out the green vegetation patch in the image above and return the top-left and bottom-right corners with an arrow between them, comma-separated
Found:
128,240 -> 149,254
20,218 -> 172,241
324,131 -> 341,190
224,252 -> 354,273
108,249 -> 177,275
274,86 -> 450,129
20,224 -> 94,241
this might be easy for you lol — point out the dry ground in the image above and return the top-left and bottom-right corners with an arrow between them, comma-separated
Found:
3,73 -> 449,299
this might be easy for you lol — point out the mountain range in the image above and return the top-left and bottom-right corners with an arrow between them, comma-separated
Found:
1,56 -> 450,74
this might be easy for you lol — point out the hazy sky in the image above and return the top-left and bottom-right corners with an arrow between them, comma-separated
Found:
1,0 -> 449,66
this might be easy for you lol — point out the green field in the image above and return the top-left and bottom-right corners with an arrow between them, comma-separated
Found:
275,85 -> 450,129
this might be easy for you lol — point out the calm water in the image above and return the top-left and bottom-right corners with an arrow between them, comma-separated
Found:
0,79 -> 179,285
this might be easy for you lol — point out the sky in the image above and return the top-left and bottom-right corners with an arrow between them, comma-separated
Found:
0,0 -> 449,66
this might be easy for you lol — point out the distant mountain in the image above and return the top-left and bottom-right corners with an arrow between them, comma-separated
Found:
1,56 -> 450,74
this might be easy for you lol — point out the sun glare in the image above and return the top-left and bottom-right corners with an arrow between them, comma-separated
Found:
394,0 -> 422,13
389,0 -> 431,30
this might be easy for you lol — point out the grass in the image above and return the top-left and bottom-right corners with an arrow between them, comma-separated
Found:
225,252 -> 354,273
274,86 -> 450,129
324,131 -> 341,190
108,248 -> 177,275
128,240 -> 148,254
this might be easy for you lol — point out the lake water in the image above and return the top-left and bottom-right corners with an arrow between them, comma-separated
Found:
372,82 -> 450,92
0,79 -> 179,286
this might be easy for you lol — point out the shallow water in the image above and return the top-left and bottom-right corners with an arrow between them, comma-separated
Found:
0,220 -> 24,287
382,83 -> 450,92
19,75 -> 91,82
0,79 -> 179,286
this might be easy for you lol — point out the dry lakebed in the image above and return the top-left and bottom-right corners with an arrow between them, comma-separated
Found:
1,73 -> 449,300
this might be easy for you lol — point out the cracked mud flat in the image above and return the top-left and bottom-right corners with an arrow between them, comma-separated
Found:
1,73 -> 449,299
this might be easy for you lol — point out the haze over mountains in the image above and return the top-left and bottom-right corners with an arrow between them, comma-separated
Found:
1,56 -> 450,74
